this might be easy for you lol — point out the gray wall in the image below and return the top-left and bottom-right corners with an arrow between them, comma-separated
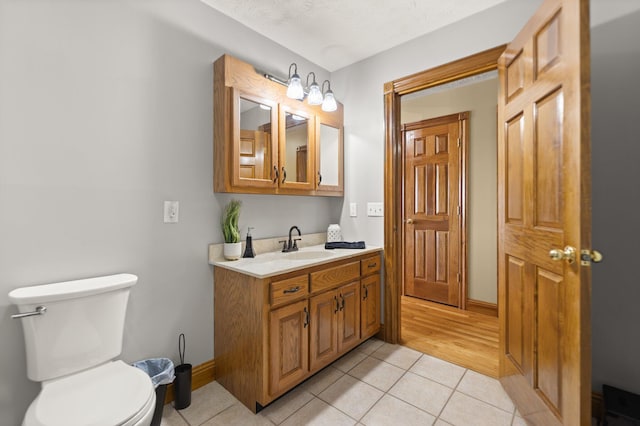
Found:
0,1 -> 339,424
591,9 -> 640,395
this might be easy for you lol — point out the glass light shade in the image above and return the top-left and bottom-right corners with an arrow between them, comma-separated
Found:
307,82 -> 323,105
287,74 -> 304,100
321,90 -> 337,112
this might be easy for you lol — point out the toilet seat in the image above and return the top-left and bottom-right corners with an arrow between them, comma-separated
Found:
24,360 -> 156,426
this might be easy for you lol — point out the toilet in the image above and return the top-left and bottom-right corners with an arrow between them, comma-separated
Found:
9,274 -> 156,426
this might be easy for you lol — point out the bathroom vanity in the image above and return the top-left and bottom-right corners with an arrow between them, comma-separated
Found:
211,245 -> 381,412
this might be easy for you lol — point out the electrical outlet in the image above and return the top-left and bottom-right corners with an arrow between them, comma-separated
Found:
164,201 -> 179,223
349,203 -> 357,217
367,202 -> 383,217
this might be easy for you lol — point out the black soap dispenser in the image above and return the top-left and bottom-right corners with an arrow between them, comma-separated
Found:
242,227 -> 256,258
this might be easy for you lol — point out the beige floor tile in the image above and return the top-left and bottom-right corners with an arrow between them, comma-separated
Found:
511,414 -> 528,426
433,420 -> 454,426
177,381 -> 237,426
160,404 -> 188,426
439,392 -> 512,426
456,370 -> 514,412
409,354 -> 466,389
300,366 -> 345,395
319,374 -> 384,420
332,349 -> 369,373
260,386 -> 314,424
388,372 -> 452,416
360,394 -> 436,426
348,357 -> 405,392
201,403 -> 274,426
370,343 -> 422,370
356,338 -> 385,355
280,398 -> 356,426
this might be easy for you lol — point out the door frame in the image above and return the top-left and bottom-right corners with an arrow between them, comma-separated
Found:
383,45 -> 506,343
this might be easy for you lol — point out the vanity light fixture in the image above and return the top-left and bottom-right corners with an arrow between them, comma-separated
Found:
306,72 -> 323,106
278,63 -> 337,110
286,63 -> 304,100
321,80 -> 337,112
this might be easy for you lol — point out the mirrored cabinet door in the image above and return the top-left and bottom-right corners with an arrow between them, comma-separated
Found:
315,117 -> 343,194
278,106 -> 315,190
232,91 -> 278,189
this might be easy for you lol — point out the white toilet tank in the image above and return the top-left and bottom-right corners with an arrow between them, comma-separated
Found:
9,274 -> 138,382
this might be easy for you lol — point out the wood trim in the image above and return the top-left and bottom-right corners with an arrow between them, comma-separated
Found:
466,299 -> 498,317
383,45 -> 505,345
164,359 -> 216,404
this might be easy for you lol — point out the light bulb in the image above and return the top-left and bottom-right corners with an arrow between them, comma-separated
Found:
287,74 -> 304,100
307,82 -> 323,105
321,90 -> 337,112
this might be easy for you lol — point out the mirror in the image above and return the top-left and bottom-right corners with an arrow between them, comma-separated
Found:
239,97 -> 272,180
283,112 -> 309,184
318,124 -> 340,187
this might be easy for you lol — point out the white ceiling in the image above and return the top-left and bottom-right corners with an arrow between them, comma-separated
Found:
200,0 -> 510,71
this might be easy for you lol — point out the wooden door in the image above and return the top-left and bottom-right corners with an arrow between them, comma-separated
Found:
361,274 -> 381,339
337,281 -> 360,352
497,0 -> 591,423
239,130 -> 270,179
269,300 -> 309,395
403,113 -> 466,307
309,290 -> 338,371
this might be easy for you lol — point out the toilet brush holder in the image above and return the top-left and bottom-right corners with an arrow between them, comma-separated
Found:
174,333 -> 192,410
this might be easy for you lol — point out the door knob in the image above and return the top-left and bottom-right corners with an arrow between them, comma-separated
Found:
549,246 -> 576,264
406,218 -> 414,224
580,249 -> 603,265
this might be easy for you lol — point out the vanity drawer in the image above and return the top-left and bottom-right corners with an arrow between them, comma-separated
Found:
271,275 -> 309,308
310,261 -> 360,293
361,255 -> 381,276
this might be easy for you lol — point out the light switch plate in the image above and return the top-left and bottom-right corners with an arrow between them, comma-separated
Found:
367,202 -> 383,217
349,203 -> 357,217
164,201 -> 179,223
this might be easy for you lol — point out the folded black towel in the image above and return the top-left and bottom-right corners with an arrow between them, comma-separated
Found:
324,241 -> 366,249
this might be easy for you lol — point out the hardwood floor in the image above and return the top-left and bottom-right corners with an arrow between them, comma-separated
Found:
399,295 -> 499,378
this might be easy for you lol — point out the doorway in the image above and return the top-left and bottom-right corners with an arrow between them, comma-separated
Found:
383,45 -> 506,345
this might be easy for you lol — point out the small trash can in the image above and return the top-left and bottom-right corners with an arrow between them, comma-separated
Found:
133,358 -> 175,426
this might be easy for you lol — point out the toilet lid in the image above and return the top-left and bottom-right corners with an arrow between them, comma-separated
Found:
25,360 -> 155,426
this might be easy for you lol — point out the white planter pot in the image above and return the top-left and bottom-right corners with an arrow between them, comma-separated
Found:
223,242 -> 242,260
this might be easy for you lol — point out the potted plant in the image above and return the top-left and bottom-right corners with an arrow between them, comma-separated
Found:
221,199 -> 242,260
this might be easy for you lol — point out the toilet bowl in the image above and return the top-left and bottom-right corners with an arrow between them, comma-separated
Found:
9,274 -> 156,426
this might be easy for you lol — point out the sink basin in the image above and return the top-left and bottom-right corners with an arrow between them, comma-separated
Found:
285,251 -> 334,260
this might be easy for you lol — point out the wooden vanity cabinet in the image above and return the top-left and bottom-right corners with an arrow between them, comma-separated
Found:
213,251 -> 381,413
360,254 -> 382,339
213,54 -> 343,196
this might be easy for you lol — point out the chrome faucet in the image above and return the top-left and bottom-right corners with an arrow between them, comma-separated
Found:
279,226 -> 302,252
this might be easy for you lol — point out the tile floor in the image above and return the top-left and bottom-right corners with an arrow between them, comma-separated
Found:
159,338 -> 528,426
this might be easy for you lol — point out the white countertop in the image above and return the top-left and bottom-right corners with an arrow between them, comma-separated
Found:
210,244 -> 382,279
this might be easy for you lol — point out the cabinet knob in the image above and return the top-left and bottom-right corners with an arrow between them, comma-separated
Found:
272,166 -> 279,183
281,167 -> 287,184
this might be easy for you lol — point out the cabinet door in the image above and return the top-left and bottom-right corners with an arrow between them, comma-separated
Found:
269,300 -> 309,395
232,91 -> 279,190
315,115 -> 343,195
278,106 -> 315,191
309,290 -> 338,371
338,281 -> 361,353
361,274 -> 381,339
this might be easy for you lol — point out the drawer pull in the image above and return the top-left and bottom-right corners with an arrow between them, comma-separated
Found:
303,307 -> 309,328
340,295 -> 345,311
283,286 -> 301,294
334,295 -> 339,313
363,286 -> 369,300
367,263 -> 377,268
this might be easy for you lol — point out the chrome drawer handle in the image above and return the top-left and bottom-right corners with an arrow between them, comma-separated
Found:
12,305 -> 47,319
283,286 -> 301,294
